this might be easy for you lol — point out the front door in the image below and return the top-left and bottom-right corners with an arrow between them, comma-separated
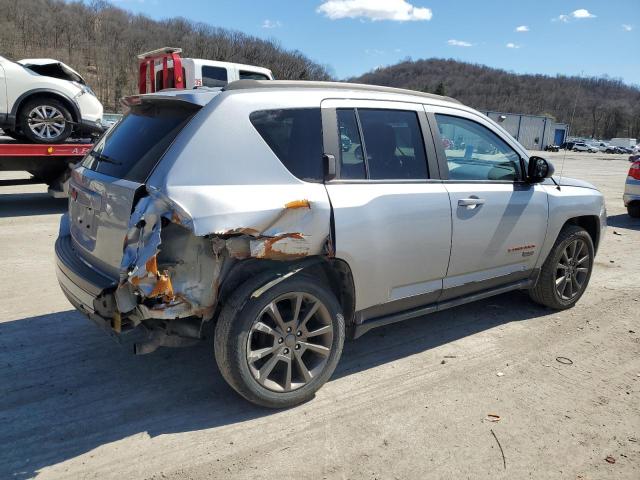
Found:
322,99 -> 452,319
429,109 -> 549,299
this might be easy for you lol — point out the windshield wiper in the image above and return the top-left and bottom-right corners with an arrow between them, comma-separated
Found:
89,150 -> 121,165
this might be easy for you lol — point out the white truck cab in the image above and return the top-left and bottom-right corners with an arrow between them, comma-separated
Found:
138,47 -> 274,92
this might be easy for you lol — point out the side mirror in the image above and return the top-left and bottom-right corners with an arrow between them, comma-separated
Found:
528,156 -> 555,183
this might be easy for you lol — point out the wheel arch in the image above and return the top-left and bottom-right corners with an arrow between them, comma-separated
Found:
217,256 -> 356,330
10,88 -> 80,127
562,215 -> 600,251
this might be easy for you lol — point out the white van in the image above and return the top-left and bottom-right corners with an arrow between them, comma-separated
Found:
138,47 -> 274,91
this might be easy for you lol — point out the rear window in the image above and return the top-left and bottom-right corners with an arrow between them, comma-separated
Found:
249,108 -> 323,182
81,101 -> 199,183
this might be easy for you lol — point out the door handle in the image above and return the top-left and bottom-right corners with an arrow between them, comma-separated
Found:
458,197 -> 485,207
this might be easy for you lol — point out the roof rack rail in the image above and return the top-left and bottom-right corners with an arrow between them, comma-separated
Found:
222,79 -> 461,104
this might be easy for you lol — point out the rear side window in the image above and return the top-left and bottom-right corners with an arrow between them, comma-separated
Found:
81,102 -> 199,183
202,66 -> 228,87
336,108 -> 429,180
250,108 -> 323,182
240,71 -> 270,80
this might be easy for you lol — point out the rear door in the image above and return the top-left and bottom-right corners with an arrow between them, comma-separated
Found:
322,99 -> 452,318
69,98 -> 201,277
427,107 -> 548,299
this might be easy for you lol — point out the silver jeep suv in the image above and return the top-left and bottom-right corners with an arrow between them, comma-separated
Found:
55,81 -> 606,408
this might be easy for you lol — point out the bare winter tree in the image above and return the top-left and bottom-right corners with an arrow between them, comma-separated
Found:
0,0 -> 331,111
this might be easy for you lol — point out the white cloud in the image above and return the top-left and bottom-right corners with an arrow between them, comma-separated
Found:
553,9 -> 596,23
262,19 -> 282,29
317,0 -> 432,22
447,39 -> 472,47
515,25 -> 529,32
622,24 -> 633,31
572,9 -> 596,19
506,43 -> 520,49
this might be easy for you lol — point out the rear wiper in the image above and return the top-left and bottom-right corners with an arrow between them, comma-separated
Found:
89,150 -> 121,165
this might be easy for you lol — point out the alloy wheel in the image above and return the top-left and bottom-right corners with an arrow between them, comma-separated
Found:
246,292 -> 334,392
27,105 -> 66,140
555,239 -> 590,301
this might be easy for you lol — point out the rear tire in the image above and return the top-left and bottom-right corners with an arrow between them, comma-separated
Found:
528,225 -> 594,310
628,203 -> 640,218
214,272 -> 345,408
18,98 -> 73,144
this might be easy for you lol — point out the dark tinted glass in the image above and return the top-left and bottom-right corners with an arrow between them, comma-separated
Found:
81,102 -> 199,183
239,71 -> 270,80
202,66 -> 228,87
336,109 -> 366,179
358,109 -> 428,180
250,109 -> 323,182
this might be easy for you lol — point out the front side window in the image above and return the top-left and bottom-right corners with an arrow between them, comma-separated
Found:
435,114 -> 522,181
202,66 -> 228,87
335,108 -> 429,180
250,108 -> 323,182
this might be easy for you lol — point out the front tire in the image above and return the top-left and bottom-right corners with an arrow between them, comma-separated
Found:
214,273 -> 345,408
529,225 -> 594,309
18,98 -> 73,144
628,203 -> 640,218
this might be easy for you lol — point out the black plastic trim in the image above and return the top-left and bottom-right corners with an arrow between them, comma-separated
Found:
55,233 -> 116,297
353,276 -> 535,338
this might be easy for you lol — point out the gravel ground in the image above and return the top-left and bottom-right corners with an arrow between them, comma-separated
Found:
0,151 -> 638,479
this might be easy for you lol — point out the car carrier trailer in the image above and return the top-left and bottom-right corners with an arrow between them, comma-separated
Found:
0,138 -> 92,197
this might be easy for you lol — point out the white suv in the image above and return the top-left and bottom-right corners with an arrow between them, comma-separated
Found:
0,56 -> 103,143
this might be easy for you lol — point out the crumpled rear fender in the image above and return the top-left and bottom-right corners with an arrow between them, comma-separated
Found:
114,183 -> 332,323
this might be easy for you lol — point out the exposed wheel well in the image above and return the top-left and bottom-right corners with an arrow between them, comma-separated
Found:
15,92 -> 79,125
563,215 -> 600,250
217,257 -> 356,328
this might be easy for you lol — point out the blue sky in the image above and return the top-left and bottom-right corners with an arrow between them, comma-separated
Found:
111,0 -> 640,85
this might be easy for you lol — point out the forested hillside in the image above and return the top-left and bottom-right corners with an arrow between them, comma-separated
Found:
0,0 -> 330,110
351,59 -> 640,139
1,1 -> 637,138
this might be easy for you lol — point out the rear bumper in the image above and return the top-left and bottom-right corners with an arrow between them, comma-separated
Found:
55,220 -> 117,318
623,178 -> 640,206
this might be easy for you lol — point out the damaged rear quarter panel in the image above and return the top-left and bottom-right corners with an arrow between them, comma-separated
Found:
120,91 -> 332,321
146,90 -> 332,260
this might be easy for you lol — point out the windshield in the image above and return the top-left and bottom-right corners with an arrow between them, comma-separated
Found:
81,100 -> 200,183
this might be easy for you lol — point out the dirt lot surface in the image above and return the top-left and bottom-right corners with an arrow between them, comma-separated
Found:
1,151 -> 638,479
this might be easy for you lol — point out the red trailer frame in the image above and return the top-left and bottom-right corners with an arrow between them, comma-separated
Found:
137,47 -> 185,94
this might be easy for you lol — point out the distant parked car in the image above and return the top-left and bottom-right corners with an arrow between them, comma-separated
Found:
606,145 -> 631,154
624,160 -> 640,217
544,144 -> 560,152
100,113 -> 122,129
0,56 -> 104,143
571,142 -> 597,153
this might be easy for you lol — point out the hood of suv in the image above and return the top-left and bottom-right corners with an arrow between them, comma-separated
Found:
552,176 -> 598,190
18,58 -> 86,84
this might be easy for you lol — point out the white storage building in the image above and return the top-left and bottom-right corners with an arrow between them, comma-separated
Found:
480,110 -> 569,151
